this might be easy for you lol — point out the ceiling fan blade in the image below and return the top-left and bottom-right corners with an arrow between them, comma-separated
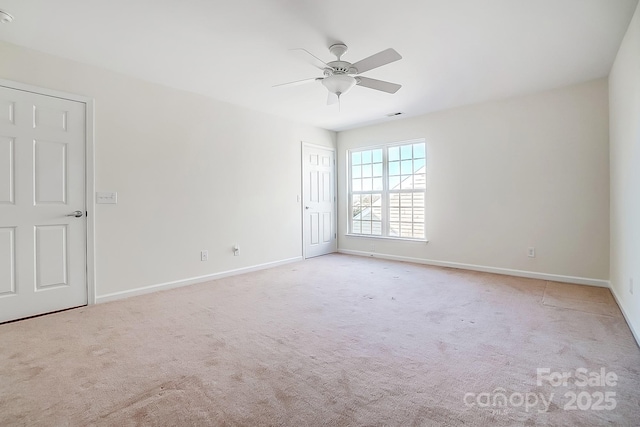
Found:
351,48 -> 402,74
356,77 -> 402,94
273,77 -> 319,88
327,92 -> 339,105
289,48 -> 331,70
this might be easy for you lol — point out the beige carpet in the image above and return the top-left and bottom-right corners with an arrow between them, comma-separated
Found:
1,254 -> 639,426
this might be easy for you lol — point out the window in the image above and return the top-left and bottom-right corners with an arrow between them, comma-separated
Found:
349,140 -> 426,240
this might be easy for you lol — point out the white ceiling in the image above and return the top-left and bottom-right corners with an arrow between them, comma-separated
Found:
0,0 -> 637,131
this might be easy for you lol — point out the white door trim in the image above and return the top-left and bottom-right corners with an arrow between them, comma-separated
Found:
0,78 -> 96,305
301,142 -> 337,259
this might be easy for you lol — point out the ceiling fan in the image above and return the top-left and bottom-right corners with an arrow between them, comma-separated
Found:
275,43 -> 403,106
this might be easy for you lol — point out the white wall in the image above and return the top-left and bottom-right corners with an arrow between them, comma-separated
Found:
609,1 -> 640,340
338,79 -> 610,283
0,41 -> 336,298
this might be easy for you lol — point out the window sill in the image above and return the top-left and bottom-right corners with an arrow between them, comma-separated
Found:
345,234 -> 429,243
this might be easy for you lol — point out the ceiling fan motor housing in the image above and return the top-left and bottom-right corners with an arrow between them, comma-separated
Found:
327,61 -> 356,75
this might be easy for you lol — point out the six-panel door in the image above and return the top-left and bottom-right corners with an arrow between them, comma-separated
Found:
0,86 -> 87,323
303,145 -> 336,258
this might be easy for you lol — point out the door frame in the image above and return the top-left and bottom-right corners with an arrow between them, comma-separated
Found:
301,142 -> 337,259
0,78 -> 96,305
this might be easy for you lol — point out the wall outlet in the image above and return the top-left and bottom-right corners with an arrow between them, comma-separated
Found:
233,244 -> 240,256
630,278 -> 634,295
201,250 -> 208,261
528,247 -> 536,258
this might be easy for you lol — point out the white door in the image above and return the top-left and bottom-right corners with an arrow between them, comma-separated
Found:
302,144 -> 337,258
0,85 -> 87,323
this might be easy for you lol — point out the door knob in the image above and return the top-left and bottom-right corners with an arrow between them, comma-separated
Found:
305,206 -> 310,210
67,210 -> 84,218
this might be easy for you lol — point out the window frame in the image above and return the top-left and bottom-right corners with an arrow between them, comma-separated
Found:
347,138 -> 427,242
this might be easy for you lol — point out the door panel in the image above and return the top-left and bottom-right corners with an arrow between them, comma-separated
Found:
0,136 -> 13,203
310,171 -> 318,202
0,227 -> 15,295
310,212 -> 319,245
0,99 -> 14,126
35,225 -> 68,289
303,145 -> 336,258
0,85 -> 86,323
322,212 -> 331,243
34,140 -> 68,204
322,171 -> 331,202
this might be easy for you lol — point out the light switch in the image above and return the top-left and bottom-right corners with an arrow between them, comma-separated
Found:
96,191 -> 117,204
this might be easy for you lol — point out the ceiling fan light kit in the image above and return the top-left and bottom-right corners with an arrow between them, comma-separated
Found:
321,74 -> 356,97
276,42 -> 403,106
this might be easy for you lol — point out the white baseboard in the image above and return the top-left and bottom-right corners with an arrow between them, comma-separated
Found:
608,284 -> 640,348
338,249 -> 610,288
95,256 -> 303,304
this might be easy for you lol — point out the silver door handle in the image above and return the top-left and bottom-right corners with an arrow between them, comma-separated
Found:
67,210 -> 84,218
305,206 -> 310,210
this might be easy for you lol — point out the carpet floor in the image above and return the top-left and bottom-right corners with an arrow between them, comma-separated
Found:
1,254 -> 639,426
